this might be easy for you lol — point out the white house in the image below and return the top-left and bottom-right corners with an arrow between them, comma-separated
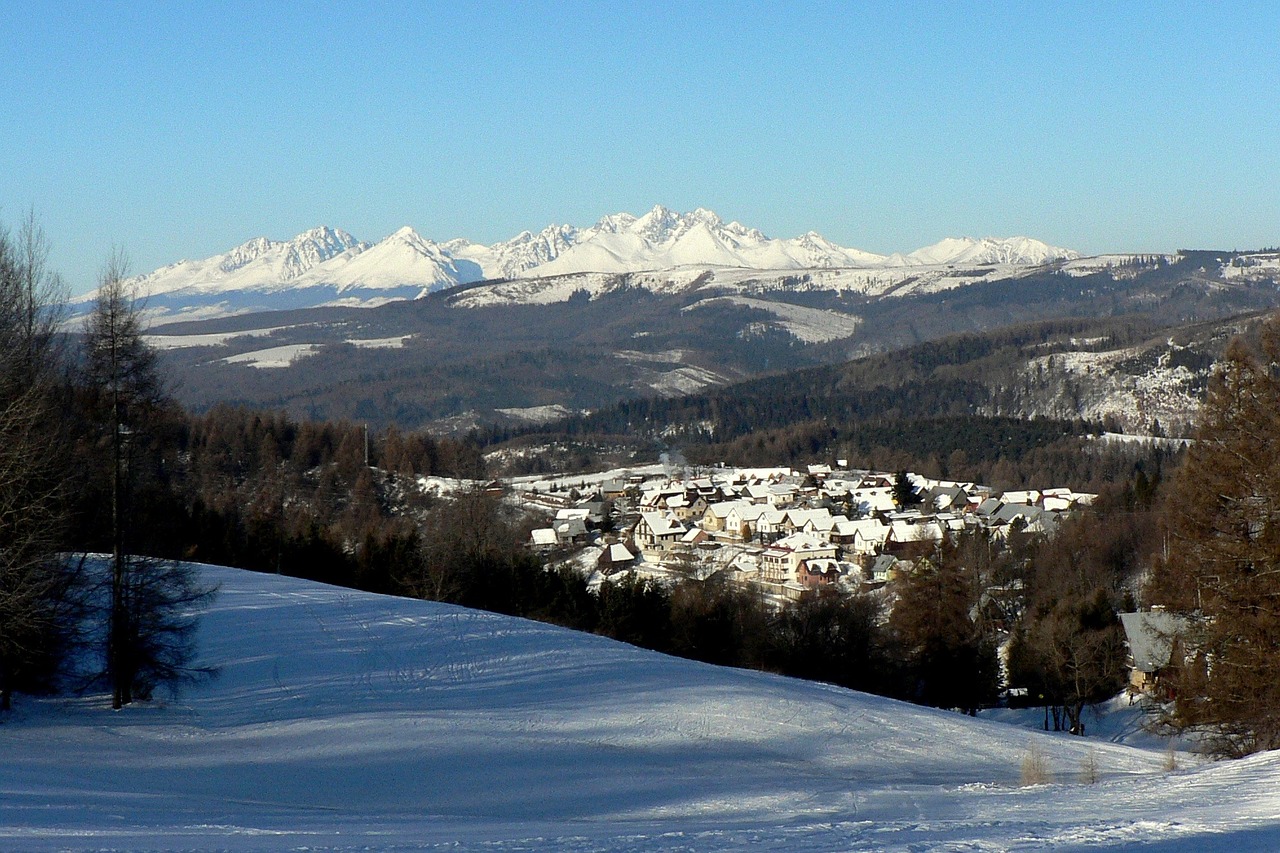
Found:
633,512 -> 687,554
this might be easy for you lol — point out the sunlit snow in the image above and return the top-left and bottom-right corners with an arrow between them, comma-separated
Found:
220,343 -> 320,368
3,564 -> 1279,851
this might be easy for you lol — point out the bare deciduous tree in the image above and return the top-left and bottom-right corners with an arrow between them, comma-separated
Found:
0,213 -> 75,711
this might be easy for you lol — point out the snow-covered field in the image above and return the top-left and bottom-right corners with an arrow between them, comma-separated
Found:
344,335 -> 412,349
3,564 -> 1279,852
686,295 -> 863,343
219,343 -> 320,369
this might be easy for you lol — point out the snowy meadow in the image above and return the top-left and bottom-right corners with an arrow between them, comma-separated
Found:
2,564 -> 1278,851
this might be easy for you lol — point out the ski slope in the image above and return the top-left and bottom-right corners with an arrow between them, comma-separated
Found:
2,564 -> 1278,851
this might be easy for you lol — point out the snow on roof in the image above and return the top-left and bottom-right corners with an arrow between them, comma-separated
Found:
638,511 -> 685,536
1120,611 -> 1193,673
531,528 -> 558,547
606,543 -> 635,563
706,500 -> 749,518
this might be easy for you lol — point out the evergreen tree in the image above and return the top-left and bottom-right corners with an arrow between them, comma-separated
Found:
84,254 -> 213,708
889,557 -> 998,714
1148,317 -> 1280,756
892,470 -> 923,508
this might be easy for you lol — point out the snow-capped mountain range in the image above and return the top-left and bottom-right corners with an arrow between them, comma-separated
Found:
73,207 -> 1079,321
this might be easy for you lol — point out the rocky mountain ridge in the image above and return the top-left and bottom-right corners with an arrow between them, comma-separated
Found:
69,207 -> 1080,321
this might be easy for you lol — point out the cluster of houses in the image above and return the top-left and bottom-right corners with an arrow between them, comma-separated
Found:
529,465 -> 1096,601
524,465 -> 1198,704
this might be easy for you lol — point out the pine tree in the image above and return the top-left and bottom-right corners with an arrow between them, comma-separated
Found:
84,254 -> 213,708
1148,316 -> 1280,756
890,557 -> 998,714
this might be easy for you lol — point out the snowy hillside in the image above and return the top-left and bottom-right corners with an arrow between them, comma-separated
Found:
905,235 -> 1077,267
67,208 -> 1078,321
4,564 -> 1279,851
120,226 -> 367,296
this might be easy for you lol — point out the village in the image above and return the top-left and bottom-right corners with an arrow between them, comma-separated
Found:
519,462 -> 1096,600
518,463 -> 1186,707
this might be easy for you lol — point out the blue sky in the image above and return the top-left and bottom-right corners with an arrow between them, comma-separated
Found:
2,2 -> 1277,294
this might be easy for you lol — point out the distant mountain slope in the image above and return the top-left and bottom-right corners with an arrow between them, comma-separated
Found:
143,248 -> 1280,434
68,207 -> 1080,322
10,563 -> 1270,851
130,225 -> 366,295
539,310 -> 1247,448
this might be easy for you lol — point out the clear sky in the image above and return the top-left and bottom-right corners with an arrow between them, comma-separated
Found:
3,1 -> 1277,294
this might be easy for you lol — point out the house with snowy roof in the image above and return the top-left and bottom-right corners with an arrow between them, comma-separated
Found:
1120,610 -> 1193,699
759,532 -> 838,585
633,512 -> 687,555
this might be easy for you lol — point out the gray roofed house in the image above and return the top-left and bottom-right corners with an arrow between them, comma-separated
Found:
1120,610 -> 1194,698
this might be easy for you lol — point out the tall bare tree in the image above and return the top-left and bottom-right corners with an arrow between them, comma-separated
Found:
0,213 -> 74,710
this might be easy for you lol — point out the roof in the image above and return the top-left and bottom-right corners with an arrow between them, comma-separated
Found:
606,543 -> 635,563
773,532 -> 836,553
872,554 -> 896,569
802,558 -> 841,576
638,511 -> 686,537
555,518 -> 588,537
1120,611 -> 1193,673
976,498 -> 1004,516
706,500 -> 748,519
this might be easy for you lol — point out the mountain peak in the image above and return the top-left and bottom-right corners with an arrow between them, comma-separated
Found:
907,235 -> 1078,266
103,213 -> 1081,322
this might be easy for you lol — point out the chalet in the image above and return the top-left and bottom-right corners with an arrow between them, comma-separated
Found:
724,503 -> 770,541
670,493 -> 709,523
928,484 -> 972,513
975,497 -> 1004,518
633,512 -> 687,555
680,527 -> 710,548
554,517 -> 590,544
702,500 -> 746,533
884,516 -> 945,556
988,503 -> 1059,537
787,507 -> 838,536
767,483 -> 799,506
599,542 -> 636,573
1120,610 -> 1193,699
599,479 -> 629,500
529,528 -> 559,552
831,518 -> 889,556
755,508 -> 791,542
869,553 -> 900,583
